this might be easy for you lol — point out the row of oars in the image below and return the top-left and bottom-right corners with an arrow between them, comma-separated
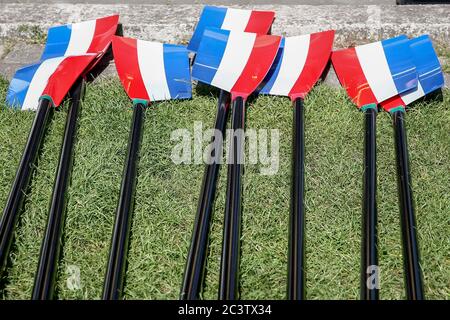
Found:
1,7 -> 444,300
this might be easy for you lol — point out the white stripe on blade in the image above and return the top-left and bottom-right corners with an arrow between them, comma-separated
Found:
137,40 -> 171,101
211,31 -> 256,92
356,41 -> 398,102
64,20 -> 96,56
401,81 -> 425,105
269,35 -> 310,96
221,8 -> 251,31
22,57 -> 66,110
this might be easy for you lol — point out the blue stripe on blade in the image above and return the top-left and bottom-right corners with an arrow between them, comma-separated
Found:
382,35 -> 417,95
163,44 -> 192,99
6,62 -> 41,108
409,35 -> 444,94
187,6 -> 227,52
259,37 -> 286,94
41,25 -> 72,60
192,28 -> 229,85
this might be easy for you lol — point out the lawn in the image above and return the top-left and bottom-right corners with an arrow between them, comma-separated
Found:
0,76 -> 448,300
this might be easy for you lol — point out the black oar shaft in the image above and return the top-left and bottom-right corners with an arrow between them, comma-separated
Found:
219,96 -> 245,300
181,91 -> 230,300
361,107 -> 378,300
32,79 -> 85,300
0,98 -> 52,275
288,97 -> 306,300
102,102 -> 145,300
392,110 -> 424,300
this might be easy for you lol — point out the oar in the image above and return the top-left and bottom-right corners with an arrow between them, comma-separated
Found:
260,30 -> 335,299
1,96 -> 52,277
30,16 -> 119,300
102,36 -> 192,300
331,35 -> 418,300
182,5 -> 275,300
1,52 -> 102,278
192,27 -> 281,299
380,35 -> 444,300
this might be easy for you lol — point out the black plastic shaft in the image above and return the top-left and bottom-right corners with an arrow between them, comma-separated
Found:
219,96 -> 245,300
361,107 -> 379,300
288,98 -> 306,300
392,110 -> 424,300
31,79 -> 85,300
103,102 -> 145,300
181,91 -> 230,300
0,98 -> 52,276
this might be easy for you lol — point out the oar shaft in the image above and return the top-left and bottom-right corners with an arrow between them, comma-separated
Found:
181,90 -> 230,300
0,98 -> 52,276
288,97 -> 306,300
392,110 -> 424,300
32,79 -> 85,300
103,102 -> 145,300
219,96 -> 245,300
361,107 -> 378,300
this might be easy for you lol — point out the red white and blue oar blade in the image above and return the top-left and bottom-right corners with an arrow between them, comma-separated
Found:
6,54 -> 97,110
380,35 -> 445,112
188,6 -> 275,52
331,35 -> 417,108
41,15 -> 119,60
260,30 -> 335,101
192,28 -> 281,100
112,36 -> 192,105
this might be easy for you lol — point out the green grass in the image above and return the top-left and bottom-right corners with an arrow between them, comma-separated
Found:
0,77 -> 449,300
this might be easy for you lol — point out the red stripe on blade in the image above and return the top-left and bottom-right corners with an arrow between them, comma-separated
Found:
231,34 -> 281,100
380,95 -> 406,112
43,55 -> 97,106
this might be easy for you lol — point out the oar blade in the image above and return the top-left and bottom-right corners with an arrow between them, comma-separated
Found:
6,54 -> 97,110
380,35 -> 445,111
41,15 -> 120,60
331,35 -> 417,108
192,28 -> 281,100
260,30 -> 335,100
188,6 -> 275,52
112,36 -> 192,104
